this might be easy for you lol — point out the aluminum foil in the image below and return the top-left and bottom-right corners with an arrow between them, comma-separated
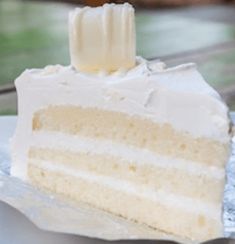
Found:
0,116 -> 235,243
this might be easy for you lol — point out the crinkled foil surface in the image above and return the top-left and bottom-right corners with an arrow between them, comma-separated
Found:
0,116 -> 235,243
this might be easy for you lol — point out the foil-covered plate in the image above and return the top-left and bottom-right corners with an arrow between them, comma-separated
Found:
0,115 -> 235,244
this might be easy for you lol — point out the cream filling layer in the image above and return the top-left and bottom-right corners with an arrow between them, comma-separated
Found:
30,131 -> 225,179
30,159 -> 220,219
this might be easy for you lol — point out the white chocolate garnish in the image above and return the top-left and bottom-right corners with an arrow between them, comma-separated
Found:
69,3 -> 136,73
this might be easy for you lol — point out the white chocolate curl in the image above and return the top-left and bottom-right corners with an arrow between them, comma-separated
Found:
69,3 -> 136,73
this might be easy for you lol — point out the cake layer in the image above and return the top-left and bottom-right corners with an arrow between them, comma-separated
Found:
33,105 -> 229,167
30,131 -> 225,178
28,147 -> 224,203
28,161 -> 222,241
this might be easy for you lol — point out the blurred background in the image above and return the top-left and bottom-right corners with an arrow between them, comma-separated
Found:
0,0 -> 235,115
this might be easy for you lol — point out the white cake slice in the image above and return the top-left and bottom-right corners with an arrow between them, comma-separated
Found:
11,3 -> 231,242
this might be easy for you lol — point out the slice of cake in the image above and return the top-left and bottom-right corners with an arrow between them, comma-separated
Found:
11,3 -> 231,242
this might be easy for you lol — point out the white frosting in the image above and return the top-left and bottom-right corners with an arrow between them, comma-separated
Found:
69,3 -> 136,72
30,131 -> 225,180
31,159 -> 221,219
11,58 -> 230,179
